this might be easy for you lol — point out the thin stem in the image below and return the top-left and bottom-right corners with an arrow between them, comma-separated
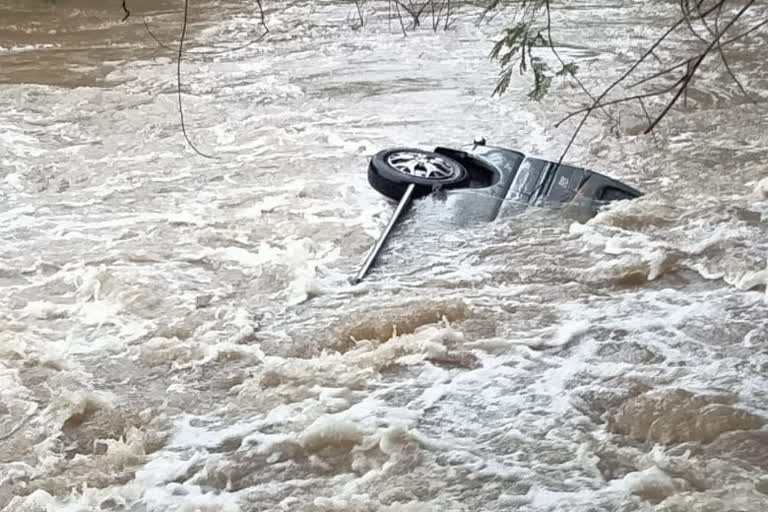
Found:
177,0 -> 216,158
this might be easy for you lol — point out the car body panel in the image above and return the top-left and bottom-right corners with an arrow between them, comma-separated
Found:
418,143 -> 642,225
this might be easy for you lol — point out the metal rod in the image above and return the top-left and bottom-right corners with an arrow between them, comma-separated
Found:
351,183 -> 416,284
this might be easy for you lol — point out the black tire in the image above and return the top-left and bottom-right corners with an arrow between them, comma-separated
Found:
368,148 -> 470,200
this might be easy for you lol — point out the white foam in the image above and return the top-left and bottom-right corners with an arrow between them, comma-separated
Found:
730,261 -> 768,294
298,415 -> 365,450
754,177 -> 768,199
621,465 -> 683,500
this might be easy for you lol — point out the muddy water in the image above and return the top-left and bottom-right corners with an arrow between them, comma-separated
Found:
1,0 -> 767,510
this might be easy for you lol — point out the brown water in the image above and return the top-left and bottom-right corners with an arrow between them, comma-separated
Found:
1,1 -> 767,511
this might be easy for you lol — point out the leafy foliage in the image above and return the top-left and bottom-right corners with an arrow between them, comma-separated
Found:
489,23 -> 529,96
528,56 -> 551,100
489,19 -> 576,101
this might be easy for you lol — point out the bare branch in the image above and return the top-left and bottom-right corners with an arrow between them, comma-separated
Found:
644,0 -> 756,134
627,57 -> 693,89
680,0 -> 708,44
721,16 -> 768,44
391,0 -> 409,36
555,75 -> 686,128
638,97 -> 660,146
177,0 -> 216,158
548,0 -> 748,162
710,0 -> 752,101
143,4 -> 268,58
543,0 -> 615,123
354,0 -> 366,28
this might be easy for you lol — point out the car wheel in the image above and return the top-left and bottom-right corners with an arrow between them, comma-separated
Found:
368,148 -> 470,200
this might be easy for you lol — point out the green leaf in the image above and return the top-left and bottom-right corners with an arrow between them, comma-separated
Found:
492,67 -> 513,97
556,62 -> 579,77
489,23 -> 527,62
527,56 -> 552,101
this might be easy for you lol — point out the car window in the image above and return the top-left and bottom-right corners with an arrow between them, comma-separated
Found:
600,186 -> 636,201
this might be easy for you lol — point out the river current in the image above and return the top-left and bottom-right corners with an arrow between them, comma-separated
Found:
1,1 -> 767,511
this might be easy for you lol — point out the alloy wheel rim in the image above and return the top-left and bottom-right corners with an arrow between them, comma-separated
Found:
386,152 -> 461,180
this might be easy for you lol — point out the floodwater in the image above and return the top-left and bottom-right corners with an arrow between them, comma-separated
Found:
1,0 -> 767,510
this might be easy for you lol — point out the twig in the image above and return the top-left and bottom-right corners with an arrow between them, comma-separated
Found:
390,0 -> 431,29
721,16 -> 768,44
177,0 -> 215,158
679,0 -> 708,44
552,0 -> 728,163
556,76 -> 686,127
392,0 -> 408,36
431,0 -> 441,32
543,0 -> 615,124
627,57 -> 693,89
555,1 -> 766,142
122,0 -> 130,22
255,0 -> 269,35
643,0 -> 756,134
708,0 -> 752,102
638,97 -> 659,146
354,0 -> 366,28
143,7 -> 268,57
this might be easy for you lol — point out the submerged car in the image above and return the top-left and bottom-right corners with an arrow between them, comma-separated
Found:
353,137 -> 643,282
367,137 -> 643,224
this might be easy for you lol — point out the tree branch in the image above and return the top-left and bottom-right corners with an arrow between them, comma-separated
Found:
177,0 -> 216,158
644,0 -> 756,134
